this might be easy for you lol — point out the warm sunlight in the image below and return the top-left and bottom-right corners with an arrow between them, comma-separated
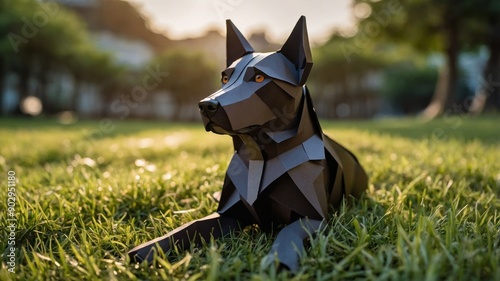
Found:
2,0 -> 499,279
125,0 -> 355,44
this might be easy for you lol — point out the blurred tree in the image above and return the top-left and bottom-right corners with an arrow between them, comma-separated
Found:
99,67 -> 131,118
353,0 -> 477,118
381,64 -> 437,114
380,63 -> 471,114
467,0 -> 500,113
66,46 -> 119,112
309,34 -> 394,118
0,0 -> 32,113
151,50 -> 218,120
0,0 -> 120,115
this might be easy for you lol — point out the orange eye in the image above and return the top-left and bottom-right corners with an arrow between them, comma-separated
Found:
254,74 -> 265,83
221,75 -> 229,84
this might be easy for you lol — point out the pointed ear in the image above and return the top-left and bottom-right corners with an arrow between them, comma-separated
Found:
226,20 -> 254,67
279,16 -> 313,86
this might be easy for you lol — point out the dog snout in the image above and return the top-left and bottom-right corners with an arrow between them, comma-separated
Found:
199,98 -> 220,118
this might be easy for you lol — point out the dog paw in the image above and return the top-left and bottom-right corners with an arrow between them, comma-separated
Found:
128,251 -> 145,264
260,253 -> 299,273
260,253 -> 275,269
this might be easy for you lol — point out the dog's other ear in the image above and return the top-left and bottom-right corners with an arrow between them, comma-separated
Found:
279,16 -> 313,86
226,20 -> 254,67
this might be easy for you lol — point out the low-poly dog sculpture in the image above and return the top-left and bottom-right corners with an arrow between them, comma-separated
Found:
128,16 -> 368,271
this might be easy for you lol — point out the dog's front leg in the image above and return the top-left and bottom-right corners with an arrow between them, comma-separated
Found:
128,212 -> 242,263
262,218 -> 325,272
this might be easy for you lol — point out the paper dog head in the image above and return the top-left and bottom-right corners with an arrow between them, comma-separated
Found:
199,16 -> 313,135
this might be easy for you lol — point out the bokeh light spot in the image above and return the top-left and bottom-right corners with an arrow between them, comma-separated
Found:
21,96 -> 43,116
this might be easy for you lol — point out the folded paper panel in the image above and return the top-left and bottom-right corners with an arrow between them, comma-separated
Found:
226,20 -> 254,67
130,16 -> 369,273
268,175 -> 322,219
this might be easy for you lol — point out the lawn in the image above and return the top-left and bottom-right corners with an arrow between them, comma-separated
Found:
0,115 -> 499,280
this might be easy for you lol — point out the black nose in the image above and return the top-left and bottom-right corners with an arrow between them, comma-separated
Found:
198,98 -> 220,118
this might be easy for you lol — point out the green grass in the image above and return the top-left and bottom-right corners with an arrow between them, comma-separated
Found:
0,115 -> 499,280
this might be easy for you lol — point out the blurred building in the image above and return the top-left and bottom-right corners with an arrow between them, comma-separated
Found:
58,0 -> 279,119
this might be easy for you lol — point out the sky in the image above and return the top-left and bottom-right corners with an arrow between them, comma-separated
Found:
125,0 -> 356,44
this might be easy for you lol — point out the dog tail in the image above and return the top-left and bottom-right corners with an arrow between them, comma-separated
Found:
323,134 -> 369,200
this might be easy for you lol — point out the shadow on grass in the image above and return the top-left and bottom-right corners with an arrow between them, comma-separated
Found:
1,115 -> 499,144
0,116 -> 203,138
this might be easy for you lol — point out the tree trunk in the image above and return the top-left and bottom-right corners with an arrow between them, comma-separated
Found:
100,90 -> 114,117
469,16 -> 500,114
422,9 -> 460,119
338,71 -> 349,119
173,103 -> 183,121
15,62 -> 32,115
0,56 -> 5,115
37,59 -> 54,114
72,78 -> 82,113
